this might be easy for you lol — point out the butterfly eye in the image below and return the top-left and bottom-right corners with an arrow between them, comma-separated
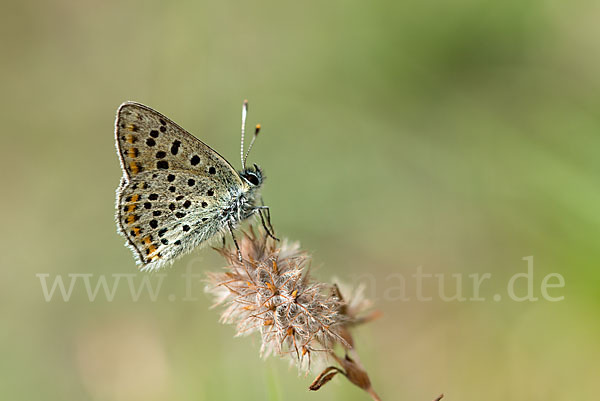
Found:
245,173 -> 260,186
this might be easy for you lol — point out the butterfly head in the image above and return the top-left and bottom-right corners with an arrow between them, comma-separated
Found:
240,163 -> 263,188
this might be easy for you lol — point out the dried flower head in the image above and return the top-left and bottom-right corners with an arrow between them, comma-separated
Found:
203,227 -> 399,400
205,227 -> 350,371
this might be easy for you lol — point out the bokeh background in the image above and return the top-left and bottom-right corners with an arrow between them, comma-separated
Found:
1,0 -> 599,400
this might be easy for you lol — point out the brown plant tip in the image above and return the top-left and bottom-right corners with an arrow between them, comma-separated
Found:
309,366 -> 343,391
338,354 -> 372,392
311,353 -> 382,401
206,227 -> 354,371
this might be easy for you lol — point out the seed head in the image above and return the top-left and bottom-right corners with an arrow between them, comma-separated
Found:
206,228 -> 350,371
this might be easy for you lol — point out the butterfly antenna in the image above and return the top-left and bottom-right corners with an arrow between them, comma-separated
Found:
243,124 -> 261,168
240,99 -> 248,169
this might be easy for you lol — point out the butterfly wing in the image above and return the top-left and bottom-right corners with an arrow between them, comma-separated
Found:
115,102 -> 245,270
115,102 -> 241,184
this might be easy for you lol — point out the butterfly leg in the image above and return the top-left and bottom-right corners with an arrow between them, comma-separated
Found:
228,221 -> 243,261
255,206 -> 279,241
259,196 -> 276,236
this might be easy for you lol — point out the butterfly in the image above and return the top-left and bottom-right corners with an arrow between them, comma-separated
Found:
114,100 -> 275,271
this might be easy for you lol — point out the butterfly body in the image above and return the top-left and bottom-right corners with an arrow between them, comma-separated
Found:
114,102 -> 265,271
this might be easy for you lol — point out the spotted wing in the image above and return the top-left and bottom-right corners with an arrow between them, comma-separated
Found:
114,102 -> 245,270
115,101 -> 242,186
116,170 -> 233,270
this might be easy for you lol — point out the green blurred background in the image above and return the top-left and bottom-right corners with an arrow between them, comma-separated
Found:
1,0 -> 599,400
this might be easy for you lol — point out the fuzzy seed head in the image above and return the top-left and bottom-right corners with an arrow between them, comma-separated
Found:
206,228 -> 349,371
